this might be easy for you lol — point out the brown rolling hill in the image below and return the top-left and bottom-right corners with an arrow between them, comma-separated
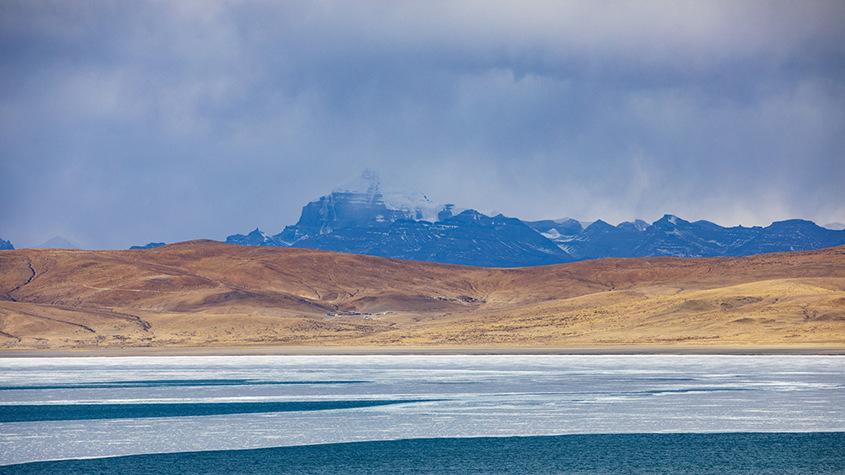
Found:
0,241 -> 844,351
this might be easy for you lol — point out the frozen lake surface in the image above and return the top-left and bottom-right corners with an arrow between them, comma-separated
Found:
0,355 -> 843,466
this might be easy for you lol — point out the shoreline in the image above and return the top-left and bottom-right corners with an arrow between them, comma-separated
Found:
2,344 -> 844,357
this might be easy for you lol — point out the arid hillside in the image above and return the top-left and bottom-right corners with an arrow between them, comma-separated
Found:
1,241 -> 844,350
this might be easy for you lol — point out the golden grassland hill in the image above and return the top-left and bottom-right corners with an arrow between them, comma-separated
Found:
0,241 -> 843,350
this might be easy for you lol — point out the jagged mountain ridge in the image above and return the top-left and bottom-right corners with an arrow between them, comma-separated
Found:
226,172 -> 569,267
532,214 -> 845,261
0,238 -> 13,251
226,172 -> 845,267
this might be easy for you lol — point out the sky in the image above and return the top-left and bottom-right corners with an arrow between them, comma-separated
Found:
1,1 -> 844,249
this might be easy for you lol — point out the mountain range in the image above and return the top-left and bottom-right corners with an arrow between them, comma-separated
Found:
0,238 -> 13,251
226,171 -> 845,267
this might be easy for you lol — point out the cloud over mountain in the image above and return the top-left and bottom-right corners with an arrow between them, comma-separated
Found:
1,1 -> 843,248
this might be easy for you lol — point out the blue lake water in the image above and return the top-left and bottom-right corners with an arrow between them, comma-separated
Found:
3,433 -> 844,474
0,355 -> 843,472
0,400 -> 428,423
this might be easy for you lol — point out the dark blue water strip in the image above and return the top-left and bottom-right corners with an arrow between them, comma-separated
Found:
0,379 -> 369,391
0,399 -> 431,423
1,432 -> 842,474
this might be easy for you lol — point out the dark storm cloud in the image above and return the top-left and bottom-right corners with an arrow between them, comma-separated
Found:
1,1 -> 844,248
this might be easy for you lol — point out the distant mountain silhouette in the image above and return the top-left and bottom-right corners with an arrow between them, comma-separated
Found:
36,236 -> 80,249
129,242 -> 166,250
226,171 -> 568,267
224,172 -> 845,267
528,215 -> 845,261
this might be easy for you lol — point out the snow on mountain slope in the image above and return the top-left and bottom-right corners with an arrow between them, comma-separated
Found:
332,169 -> 453,223
226,171 -> 571,266
223,172 -> 845,266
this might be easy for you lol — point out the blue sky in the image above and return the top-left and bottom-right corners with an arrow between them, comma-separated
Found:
1,1 -> 844,248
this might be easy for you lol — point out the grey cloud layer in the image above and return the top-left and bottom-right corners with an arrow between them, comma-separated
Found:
1,1 -> 843,248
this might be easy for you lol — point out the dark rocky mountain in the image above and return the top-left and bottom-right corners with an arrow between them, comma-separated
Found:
525,218 -> 583,238
224,228 -> 280,247
0,238 -> 13,250
728,219 -> 845,256
563,219 -> 648,259
616,219 -> 650,232
529,214 -> 845,261
129,242 -> 166,250
227,172 -> 570,267
225,172 -> 845,267
284,209 -> 570,267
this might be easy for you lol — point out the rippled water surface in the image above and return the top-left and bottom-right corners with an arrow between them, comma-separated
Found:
0,355 -> 843,468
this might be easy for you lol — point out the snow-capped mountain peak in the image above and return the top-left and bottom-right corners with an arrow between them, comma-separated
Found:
225,173 -> 845,266
327,170 -> 451,223
333,168 -> 383,202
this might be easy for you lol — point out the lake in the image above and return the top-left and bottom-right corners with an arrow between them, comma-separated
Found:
0,355 -> 843,473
